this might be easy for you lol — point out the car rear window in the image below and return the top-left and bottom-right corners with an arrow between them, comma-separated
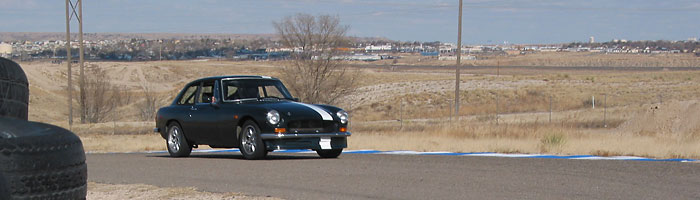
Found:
178,84 -> 198,105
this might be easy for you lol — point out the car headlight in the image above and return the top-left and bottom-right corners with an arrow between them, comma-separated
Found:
267,110 -> 280,125
336,110 -> 349,124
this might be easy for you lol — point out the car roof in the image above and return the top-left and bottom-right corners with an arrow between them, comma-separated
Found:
189,75 -> 279,84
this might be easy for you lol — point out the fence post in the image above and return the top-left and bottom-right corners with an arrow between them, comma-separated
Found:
592,95 -> 595,109
495,93 -> 499,125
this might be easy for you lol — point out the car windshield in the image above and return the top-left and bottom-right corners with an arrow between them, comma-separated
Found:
222,79 -> 293,101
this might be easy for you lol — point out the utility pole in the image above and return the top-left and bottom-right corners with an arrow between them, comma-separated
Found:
65,0 -> 84,127
159,40 -> 163,61
78,0 -> 85,124
455,0 -> 463,118
65,0 -> 73,130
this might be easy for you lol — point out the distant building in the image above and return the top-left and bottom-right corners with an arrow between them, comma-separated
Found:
589,36 -> 595,43
689,37 -> 698,42
0,43 -> 12,58
365,44 -> 392,52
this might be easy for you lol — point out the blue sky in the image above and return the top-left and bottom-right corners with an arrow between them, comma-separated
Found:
0,0 -> 698,44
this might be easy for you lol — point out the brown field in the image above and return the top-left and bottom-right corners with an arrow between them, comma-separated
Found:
365,52 -> 700,67
19,52 -> 700,159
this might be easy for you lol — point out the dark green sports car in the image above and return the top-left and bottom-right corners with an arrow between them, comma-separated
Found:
154,76 -> 350,159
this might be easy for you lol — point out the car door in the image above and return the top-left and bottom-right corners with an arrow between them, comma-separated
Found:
214,79 -> 250,146
209,80 -> 240,146
189,80 -> 224,144
174,82 -> 204,143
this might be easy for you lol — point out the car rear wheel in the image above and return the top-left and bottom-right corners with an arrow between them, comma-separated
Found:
239,121 -> 267,160
316,149 -> 343,158
167,122 -> 191,157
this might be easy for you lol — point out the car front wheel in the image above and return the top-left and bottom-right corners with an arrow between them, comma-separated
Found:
239,121 -> 267,159
316,149 -> 343,158
167,122 -> 191,157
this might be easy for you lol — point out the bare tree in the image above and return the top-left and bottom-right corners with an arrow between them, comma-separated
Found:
80,65 -> 131,123
137,82 -> 157,121
81,66 -> 126,123
273,13 -> 357,104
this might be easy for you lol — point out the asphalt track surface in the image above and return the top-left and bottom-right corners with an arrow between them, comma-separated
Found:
87,152 -> 700,200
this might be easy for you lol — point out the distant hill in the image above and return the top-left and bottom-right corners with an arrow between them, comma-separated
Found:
0,32 -> 278,41
0,32 -> 391,43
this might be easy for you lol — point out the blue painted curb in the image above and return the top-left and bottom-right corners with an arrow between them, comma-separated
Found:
138,149 -> 697,163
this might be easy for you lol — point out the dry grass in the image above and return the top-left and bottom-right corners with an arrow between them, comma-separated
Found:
348,121 -> 700,159
80,134 -> 165,153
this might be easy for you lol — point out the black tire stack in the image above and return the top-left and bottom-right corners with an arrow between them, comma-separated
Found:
0,58 -> 87,200
0,57 -> 29,121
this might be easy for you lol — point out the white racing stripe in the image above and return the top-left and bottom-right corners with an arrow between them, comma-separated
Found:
293,102 -> 333,121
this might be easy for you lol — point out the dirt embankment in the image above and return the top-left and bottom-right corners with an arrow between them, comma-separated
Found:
617,100 -> 700,137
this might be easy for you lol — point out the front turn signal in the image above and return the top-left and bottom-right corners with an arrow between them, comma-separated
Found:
274,128 -> 286,134
339,127 -> 347,132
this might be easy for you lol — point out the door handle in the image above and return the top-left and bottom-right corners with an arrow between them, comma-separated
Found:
190,107 -> 198,111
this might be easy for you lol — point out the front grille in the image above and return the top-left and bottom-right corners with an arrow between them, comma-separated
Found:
287,120 -> 338,133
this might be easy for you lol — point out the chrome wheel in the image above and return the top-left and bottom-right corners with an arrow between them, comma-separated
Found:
238,121 -> 267,159
168,126 -> 181,152
242,126 -> 256,153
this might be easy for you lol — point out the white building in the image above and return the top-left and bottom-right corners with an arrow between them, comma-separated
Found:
0,43 -> 12,58
365,44 -> 392,52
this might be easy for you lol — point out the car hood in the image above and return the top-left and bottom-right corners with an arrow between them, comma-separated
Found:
255,101 -> 338,121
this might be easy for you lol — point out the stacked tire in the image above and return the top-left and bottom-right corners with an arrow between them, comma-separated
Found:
0,58 -> 87,200
0,57 -> 29,120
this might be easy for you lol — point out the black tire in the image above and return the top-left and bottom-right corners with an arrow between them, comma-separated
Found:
316,149 -> 343,158
0,57 -> 29,120
239,120 -> 267,160
166,122 -> 191,157
0,117 -> 87,200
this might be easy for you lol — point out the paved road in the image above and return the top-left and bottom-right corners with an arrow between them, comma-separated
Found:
87,152 -> 700,200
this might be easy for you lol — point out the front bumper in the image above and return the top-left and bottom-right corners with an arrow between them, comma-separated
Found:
261,132 -> 351,150
260,132 -> 351,139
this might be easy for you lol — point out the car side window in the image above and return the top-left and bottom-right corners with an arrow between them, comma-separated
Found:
178,84 -> 198,105
197,81 -> 215,103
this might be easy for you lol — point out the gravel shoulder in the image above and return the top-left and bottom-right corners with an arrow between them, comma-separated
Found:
88,182 -> 281,200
